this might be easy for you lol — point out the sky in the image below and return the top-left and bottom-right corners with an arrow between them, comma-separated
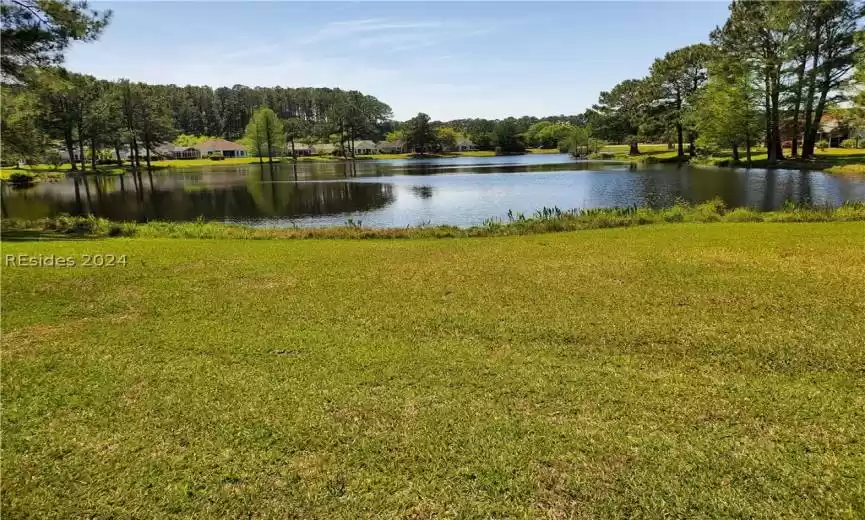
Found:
65,1 -> 731,121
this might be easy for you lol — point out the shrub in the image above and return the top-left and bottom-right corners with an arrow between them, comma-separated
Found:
7,172 -> 35,186
840,138 -> 858,149
817,140 -> 829,151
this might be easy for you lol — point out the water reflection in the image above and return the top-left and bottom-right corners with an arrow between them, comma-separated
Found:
3,154 -> 864,227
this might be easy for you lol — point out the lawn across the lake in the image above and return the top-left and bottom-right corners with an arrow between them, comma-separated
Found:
3,221 -> 864,518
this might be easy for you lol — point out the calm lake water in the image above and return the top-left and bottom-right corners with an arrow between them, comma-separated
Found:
4,154 -> 865,228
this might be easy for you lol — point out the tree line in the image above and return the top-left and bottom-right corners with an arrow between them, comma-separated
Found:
2,0 -> 863,169
2,68 -> 394,169
586,0 -> 863,162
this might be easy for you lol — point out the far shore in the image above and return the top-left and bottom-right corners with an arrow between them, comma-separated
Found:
3,145 -> 864,184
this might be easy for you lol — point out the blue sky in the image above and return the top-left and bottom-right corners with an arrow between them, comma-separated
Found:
65,1 -> 731,121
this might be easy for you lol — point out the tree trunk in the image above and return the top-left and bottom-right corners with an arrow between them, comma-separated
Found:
64,131 -> 78,171
801,23 -> 822,159
629,140 -> 640,155
732,143 -> 739,162
131,137 -> 141,169
790,54 -> 807,157
764,72 -> 777,162
78,129 -> 87,172
689,136 -> 696,158
676,91 -> 684,158
806,79 -> 831,157
90,137 -> 98,170
745,134 -> 752,167
267,137 -> 273,165
770,66 -> 783,161
114,143 -> 122,165
143,131 -> 152,170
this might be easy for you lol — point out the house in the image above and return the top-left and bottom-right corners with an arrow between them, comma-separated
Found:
311,143 -> 337,155
376,140 -> 406,154
353,140 -> 378,155
155,143 -> 201,160
285,142 -> 314,156
193,139 -> 248,158
455,137 -> 476,152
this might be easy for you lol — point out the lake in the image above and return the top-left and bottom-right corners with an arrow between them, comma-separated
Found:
4,154 -> 865,228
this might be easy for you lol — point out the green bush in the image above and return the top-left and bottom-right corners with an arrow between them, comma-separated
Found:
840,138 -> 858,149
7,172 -> 35,186
817,140 -> 829,151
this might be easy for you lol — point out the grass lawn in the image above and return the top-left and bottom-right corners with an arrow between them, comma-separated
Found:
3,222 -> 864,518
526,148 -> 565,154
0,164 -> 126,181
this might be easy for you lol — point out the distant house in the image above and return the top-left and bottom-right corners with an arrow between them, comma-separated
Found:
311,143 -> 337,155
353,140 -> 378,155
285,142 -> 314,156
455,137 -> 476,152
155,143 -> 201,160
377,140 -> 406,154
193,139 -> 248,158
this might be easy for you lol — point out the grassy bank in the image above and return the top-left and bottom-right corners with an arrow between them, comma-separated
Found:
3,222 -> 864,518
3,151 -> 513,179
0,164 -> 127,181
3,200 -> 865,241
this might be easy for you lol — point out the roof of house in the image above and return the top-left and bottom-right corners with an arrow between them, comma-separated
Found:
377,140 -> 404,149
156,143 -> 198,154
193,139 -> 246,152
456,137 -> 474,146
311,143 -> 336,153
354,140 -> 378,150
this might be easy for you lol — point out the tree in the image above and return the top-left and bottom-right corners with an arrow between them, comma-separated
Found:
594,79 -> 652,154
435,126 -> 460,151
524,121 -> 574,149
405,112 -> 435,154
0,84 -> 47,164
798,0 -> 861,157
134,84 -> 175,169
649,43 -> 714,158
244,106 -> 283,164
693,57 -> 764,164
33,67 -> 80,170
284,117 -> 309,159
712,1 -> 797,162
1,0 -> 111,82
491,119 -> 525,154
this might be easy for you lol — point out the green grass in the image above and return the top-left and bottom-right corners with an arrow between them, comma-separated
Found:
0,164 -> 126,181
5,200 -> 865,240
3,222 -> 864,518
826,163 -> 865,175
526,148 -> 566,154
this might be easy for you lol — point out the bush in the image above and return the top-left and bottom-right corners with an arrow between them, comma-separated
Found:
817,140 -> 829,151
840,138 -> 858,149
7,172 -> 35,186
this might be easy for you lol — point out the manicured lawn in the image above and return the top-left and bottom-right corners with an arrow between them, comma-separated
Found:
3,222 -> 864,518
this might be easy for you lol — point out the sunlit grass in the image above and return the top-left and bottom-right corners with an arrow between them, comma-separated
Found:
3,221 -> 864,518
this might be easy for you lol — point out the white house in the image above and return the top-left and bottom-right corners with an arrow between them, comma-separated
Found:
155,143 -> 201,159
286,142 -> 314,156
455,137 -> 476,152
311,143 -> 337,155
193,139 -> 248,158
353,140 -> 378,155
376,140 -> 406,154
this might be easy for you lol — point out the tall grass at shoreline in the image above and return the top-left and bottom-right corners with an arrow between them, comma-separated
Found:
3,200 -> 864,241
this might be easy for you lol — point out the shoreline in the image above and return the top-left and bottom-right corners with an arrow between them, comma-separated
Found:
3,200 -> 863,241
